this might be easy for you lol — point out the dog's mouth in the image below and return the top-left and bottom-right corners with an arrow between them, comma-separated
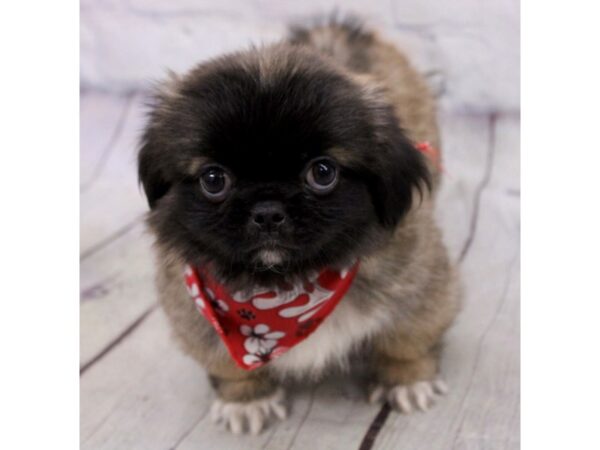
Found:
254,248 -> 285,266
250,242 -> 289,266
246,238 -> 299,271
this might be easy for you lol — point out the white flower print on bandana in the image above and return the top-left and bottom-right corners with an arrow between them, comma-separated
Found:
186,279 -> 205,310
241,324 -> 285,366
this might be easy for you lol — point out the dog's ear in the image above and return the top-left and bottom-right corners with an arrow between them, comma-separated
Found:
368,109 -> 432,228
137,73 -> 184,209
138,137 -> 171,209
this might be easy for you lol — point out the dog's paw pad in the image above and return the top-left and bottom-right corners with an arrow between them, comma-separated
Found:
369,379 -> 448,414
210,388 -> 287,435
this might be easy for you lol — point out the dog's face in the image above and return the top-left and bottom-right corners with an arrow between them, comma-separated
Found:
139,46 -> 430,284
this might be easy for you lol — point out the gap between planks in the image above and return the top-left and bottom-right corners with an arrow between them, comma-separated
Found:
80,214 -> 145,262
458,113 -> 497,263
80,304 -> 157,375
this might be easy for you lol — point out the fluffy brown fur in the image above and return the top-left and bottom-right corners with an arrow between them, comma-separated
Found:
139,18 -> 460,434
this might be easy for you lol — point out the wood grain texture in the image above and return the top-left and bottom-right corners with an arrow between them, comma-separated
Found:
435,113 -> 493,262
80,91 -> 520,450
80,93 -> 148,255
80,222 -> 156,369
81,311 -> 211,450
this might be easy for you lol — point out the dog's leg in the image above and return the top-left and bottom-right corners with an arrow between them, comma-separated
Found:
368,334 -> 448,413
206,361 -> 287,435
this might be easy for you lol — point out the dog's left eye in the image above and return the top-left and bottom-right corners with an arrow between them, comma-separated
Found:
199,166 -> 231,201
305,158 -> 338,194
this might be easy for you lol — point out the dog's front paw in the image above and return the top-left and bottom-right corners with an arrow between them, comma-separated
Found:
210,387 -> 288,435
369,379 -> 448,414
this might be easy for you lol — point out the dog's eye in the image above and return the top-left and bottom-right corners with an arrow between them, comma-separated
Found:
305,158 -> 338,194
200,166 -> 231,201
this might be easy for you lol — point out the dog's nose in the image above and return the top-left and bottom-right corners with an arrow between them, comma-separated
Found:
250,201 -> 286,231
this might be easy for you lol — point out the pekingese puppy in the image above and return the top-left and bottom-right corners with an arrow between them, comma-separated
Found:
138,17 -> 460,435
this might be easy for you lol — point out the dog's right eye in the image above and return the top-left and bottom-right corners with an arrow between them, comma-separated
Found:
305,158 -> 338,194
200,166 -> 232,202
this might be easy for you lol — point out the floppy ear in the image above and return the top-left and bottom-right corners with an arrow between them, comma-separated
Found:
369,116 -> 432,228
138,138 -> 172,210
137,74 -> 184,209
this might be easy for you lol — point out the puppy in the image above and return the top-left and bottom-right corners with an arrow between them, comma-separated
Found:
138,18 -> 460,435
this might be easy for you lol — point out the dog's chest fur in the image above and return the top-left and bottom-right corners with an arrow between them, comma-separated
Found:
268,289 -> 392,379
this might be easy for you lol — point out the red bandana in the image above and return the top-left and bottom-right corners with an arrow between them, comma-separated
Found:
184,262 -> 359,370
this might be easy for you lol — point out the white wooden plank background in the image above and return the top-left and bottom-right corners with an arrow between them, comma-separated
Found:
80,91 -> 146,256
80,93 -> 520,450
